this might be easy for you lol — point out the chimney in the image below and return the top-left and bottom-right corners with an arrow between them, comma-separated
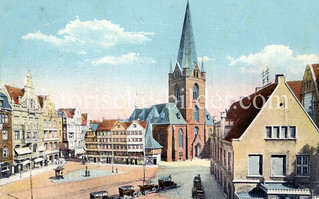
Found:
221,112 -> 226,139
275,74 -> 285,85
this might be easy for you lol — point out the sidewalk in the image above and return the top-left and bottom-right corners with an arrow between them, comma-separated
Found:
0,159 -> 66,186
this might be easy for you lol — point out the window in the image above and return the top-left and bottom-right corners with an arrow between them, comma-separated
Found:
2,130 -> 8,140
179,129 -> 183,148
33,132 -> 37,138
44,120 -> 47,127
266,126 -> 272,138
54,120 -> 57,128
49,143 -> 52,150
0,100 -> 2,107
265,126 -> 296,139
273,126 -> 280,138
248,155 -> 263,176
228,152 -> 231,171
193,83 -> 199,100
15,131 -> 20,140
304,93 -> 314,119
193,105 -> 199,122
271,155 -> 286,176
297,156 -> 309,176
54,142 -> 58,149
3,146 -> 8,157
290,126 -> 296,138
33,144 -> 37,152
194,126 -> 199,135
133,124 -> 137,128
48,120 -> 52,127
175,86 -> 181,101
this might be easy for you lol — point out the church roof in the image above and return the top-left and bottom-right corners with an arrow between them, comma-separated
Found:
145,123 -> 162,149
177,0 -> 198,75
129,103 -> 186,125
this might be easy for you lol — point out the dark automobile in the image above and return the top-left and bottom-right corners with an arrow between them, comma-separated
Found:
119,185 -> 140,199
158,175 -> 177,190
89,191 -> 110,199
192,174 -> 205,199
139,180 -> 159,195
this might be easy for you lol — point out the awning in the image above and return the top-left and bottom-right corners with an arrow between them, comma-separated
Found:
75,148 -> 86,155
22,160 -> 30,165
34,158 -> 44,163
15,148 -> 32,155
39,146 -> 45,152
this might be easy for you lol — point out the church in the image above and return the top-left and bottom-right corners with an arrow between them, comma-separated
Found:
129,1 -> 214,161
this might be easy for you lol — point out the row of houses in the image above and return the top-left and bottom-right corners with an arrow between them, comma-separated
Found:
0,73 -> 88,178
85,120 -> 162,165
210,66 -> 319,199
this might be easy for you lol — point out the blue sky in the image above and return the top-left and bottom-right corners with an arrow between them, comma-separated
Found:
1,0 -> 319,119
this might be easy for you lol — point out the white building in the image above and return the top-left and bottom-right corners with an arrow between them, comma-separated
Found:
59,107 -> 85,157
126,121 -> 147,164
1,73 -> 45,173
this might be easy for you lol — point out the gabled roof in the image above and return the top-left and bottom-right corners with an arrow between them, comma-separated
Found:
145,123 -> 162,149
59,108 -> 75,118
81,113 -> 88,125
97,119 -> 117,131
287,81 -> 302,102
0,92 -> 11,109
137,121 -> 147,129
36,95 -> 47,108
224,83 -> 277,142
177,1 -> 198,75
4,85 -> 24,104
129,103 -> 186,125
90,123 -> 100,131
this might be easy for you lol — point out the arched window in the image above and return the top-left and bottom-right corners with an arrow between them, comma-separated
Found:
33,144 -> 37,152
193,105 -> 199,122
3,146 -> 8,157
193,83 -> 199,100
178,129 -> 183,148
175,85 -> 181,101
209,128 -> 213,136
194,126 -> 199,135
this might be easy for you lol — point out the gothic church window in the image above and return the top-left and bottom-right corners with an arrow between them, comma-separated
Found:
193,105 -> 199,122
194,126 -> 199,135
175,85 -> 181,101
178,129 -> 183,148
193,83 -> 199,100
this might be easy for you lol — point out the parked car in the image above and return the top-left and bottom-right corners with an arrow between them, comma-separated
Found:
192,174 -> 205,199
158,175 -> 177,190
89,190 -> 111,199
119,185 -> 140,199
139,180 -> 159,195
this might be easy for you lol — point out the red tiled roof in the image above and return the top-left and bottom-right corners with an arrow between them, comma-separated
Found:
137,121 -> 147,129
5,85 -> 24,104
97,120 -> 117,131
59,108 -> 75,118
90,120 -> 101,124
36,95 -> 47,108
287,81 -> 302,102
224,83 -> 277,142
81,113 -> 88,125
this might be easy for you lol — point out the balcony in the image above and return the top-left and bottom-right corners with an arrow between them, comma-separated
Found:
43,137 -> 59,141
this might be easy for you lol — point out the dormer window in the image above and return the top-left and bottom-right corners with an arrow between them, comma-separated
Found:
0,100 -> 3,107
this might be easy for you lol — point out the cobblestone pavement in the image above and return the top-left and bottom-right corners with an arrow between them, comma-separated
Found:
0,159 -> 223,199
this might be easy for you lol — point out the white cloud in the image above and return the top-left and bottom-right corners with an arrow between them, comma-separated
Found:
197,56 -> 214,62
227,44 -> 319,78
22,17 -> 154,54
92,52 -> 156,65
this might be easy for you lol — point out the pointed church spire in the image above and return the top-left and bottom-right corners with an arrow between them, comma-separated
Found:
177,0 -> 198,74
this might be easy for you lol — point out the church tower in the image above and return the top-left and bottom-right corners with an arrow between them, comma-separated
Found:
168,1 -> 206,159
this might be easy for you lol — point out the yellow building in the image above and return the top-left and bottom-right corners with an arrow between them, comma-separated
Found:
211,75 -> 319,199
37,96 -> 60,164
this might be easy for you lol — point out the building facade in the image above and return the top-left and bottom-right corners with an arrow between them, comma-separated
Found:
59,107 -> 84,157
0,92 -> 13,178
210,75 -> 319,199
37,96 -> 60,164
128,1 -> 214,161
1,73 -> 45,173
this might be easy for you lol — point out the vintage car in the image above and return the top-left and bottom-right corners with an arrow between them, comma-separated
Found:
118,185 -> 140,199
192,174 -> 205,199
158,175 -> 177,190
89,190 -> 110,199
138,180 -> 159,195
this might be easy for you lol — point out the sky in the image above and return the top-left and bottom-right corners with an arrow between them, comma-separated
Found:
1,0 -> 319,120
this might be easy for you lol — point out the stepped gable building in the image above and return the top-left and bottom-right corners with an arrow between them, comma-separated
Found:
1,73 -> 44,173
59,107 -> 85,157
129,1 -> 214,161
0,92 -> 13,178
210,75 -> 319,199
37,95 -> 60,164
